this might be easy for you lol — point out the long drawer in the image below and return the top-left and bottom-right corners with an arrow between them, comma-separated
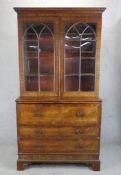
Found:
18,126 -> 99,139
17,103 -> 100,126
19,138 -> 99,153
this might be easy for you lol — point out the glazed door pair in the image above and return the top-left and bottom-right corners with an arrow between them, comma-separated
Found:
21,17 -> 98,98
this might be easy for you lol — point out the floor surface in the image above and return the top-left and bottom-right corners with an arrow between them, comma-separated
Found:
0,142 -> 121,175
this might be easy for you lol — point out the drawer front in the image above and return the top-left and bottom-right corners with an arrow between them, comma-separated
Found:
17,103 -> 100,126
19,139 -> 99,153
18,126 -> 99,138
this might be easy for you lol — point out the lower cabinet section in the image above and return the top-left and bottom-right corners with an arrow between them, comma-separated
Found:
16,101 -> 101,171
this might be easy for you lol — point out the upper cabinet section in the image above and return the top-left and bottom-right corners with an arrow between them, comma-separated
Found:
15,8 -> 105,99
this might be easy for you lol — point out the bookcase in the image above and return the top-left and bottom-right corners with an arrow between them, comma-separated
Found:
15,8 -> 105,171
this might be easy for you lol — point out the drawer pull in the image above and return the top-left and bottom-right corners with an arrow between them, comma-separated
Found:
76,111 -> 84,118
75,128 -> 84,135
35,129 -> 42,136
35,111 -> 42,117
36,143 -> 44,148
75,143 -> 84,149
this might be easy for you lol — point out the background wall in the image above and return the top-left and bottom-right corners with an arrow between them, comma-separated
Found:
0,0 -> 121,146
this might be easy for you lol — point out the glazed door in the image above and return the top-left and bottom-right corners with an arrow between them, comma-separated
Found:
60,17 -> 100,98
19,17 -> 59,98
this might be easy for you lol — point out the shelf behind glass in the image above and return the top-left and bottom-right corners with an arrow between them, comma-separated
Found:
65,57 -> 95,59
25,74 -> 54,92
64,74 -> 95,92
65,73 -> 95,76
25,74 -> 54,77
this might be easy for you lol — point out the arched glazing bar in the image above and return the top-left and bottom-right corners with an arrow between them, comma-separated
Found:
23,22 -> 54,92
64,22 -> 96,92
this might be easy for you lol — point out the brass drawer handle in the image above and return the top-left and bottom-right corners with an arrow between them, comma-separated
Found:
35,111 -> 42,117
75,128 -> 84,135
35,129 -> 42,136
75,143 -> 84,149
76,111 -> 84,118
36,143 -> 44,148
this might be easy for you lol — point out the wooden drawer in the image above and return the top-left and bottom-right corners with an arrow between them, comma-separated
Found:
19,138 -> 99,153
17,103 -> 100,126
18,126 -> 99,139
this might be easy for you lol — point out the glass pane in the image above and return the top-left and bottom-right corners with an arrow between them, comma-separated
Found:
25,76 -> 38,91
64,22 -> 96,92
24,40 -> 38,52
23,27 -> 37,40
27,59 -> 38,74
40,76 -> 54,91
65,49 -> 80,58
39,23 -> 54,91
40,56 -> 54,74
81,75 -> 95,91
81,59 -> 95,74
23,22 -> 55,92
65,58 -> 79,74
65,76 -> 79,91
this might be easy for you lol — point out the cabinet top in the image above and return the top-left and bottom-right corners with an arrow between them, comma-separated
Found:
14,7 -> 106,16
